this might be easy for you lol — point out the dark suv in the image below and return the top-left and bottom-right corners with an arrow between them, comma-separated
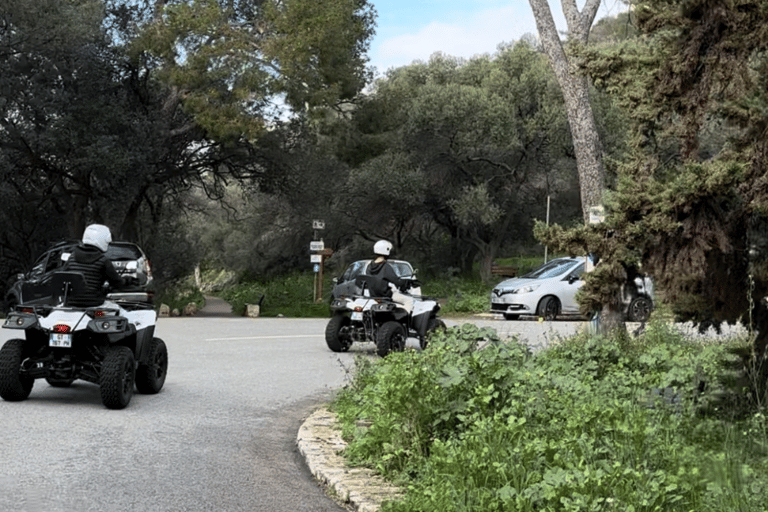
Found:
330,259 -> 418,302
4,240 -> 153,311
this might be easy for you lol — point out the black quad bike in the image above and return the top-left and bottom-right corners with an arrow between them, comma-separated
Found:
325,276 -> 445,357
0,271 -> 167,409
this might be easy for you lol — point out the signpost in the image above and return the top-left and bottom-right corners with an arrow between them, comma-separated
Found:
310,221 -> 332,302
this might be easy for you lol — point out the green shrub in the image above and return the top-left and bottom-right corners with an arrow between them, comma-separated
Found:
154,280 -> 205,313
220,271 -> 331,317
332,319 -> 768,512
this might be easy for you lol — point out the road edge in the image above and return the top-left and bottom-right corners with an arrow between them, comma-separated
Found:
297,407 -> 404,512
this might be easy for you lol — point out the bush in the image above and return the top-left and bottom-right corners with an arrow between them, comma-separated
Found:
220,270 -> 331,317
332,319 -> 768,512
154,279 -> 205,313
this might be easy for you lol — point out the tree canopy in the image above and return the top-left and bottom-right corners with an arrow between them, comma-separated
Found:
538,0 -> 768,359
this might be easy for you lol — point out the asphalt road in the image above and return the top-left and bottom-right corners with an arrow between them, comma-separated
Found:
0,316 -> 362,512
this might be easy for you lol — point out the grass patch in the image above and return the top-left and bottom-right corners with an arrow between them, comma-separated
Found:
332,320 -> 768,512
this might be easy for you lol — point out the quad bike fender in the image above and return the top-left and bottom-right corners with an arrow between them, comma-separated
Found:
134,324 -> 156,363
412,308 -> 438,339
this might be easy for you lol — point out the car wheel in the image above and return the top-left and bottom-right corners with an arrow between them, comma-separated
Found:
325,314 -> 352,352
503,313 -> 520,321
537,296 -> 560,320
376,321 -> 406,357
420,317 -> 446,350
45,377 -> 75,387
135,338 -> 168,394
0,339 -> 34,401
627,296 -> 652,322
100,346 -> 135,410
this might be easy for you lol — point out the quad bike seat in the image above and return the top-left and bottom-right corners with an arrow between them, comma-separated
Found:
48,271 -> 87,307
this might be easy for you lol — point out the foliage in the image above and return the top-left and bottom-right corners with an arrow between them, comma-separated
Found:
219,271 -> 330,317
332,320 -> 768,511
540,0 -> 768,358
154,279 -> 205,313
323,42 -> 587,277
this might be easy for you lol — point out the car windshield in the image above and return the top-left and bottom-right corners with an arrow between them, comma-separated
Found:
107,244 -> 142,260
521,259 -> 580,279
389,262 -> 414,278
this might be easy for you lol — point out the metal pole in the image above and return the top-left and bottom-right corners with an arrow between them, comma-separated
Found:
544,195 -> 550,263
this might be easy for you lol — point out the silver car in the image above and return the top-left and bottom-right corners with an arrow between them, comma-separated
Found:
491,257 -> 586,320
490,257 -> 653,321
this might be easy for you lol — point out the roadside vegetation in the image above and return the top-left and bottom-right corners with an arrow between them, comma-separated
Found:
203,254 -> 549,318
332,321 -> 768,511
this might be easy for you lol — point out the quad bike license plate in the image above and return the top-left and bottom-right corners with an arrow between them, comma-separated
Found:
351,311 -> 363,321
49,333 -> 73,348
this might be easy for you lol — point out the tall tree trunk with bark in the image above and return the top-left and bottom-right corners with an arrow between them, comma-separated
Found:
527,0 -> 623,333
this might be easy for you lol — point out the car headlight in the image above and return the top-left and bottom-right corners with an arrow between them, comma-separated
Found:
515,284 -> 540,294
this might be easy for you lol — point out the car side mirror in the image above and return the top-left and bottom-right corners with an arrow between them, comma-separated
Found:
332,277 -> 338,284
568,275 -> 579,284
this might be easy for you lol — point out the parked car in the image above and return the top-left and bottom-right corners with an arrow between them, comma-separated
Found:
4,240 -> 153,311
490,257 -> 653,322
330,259 -> 419,302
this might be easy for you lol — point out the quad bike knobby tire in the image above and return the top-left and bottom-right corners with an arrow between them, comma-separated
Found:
135,337 -> 168,394
325,314 -> 352,352
100,346 -> 135,410
0,339 -> 34,401
376,321 -> 406,357
420,317 -> 447,350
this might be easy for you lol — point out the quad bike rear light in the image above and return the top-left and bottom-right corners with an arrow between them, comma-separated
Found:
53,324 -> 72,333
87,316 -> 127,333
3,312 -> 38,329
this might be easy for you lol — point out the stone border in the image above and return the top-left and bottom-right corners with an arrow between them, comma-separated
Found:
296,408 -> 404,512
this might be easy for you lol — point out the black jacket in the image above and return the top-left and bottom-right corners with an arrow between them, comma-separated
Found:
367,260 -> 405,297
63,244 -> 124,307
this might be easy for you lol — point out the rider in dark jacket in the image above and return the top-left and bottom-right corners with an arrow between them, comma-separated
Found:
64,224 -> 125,307
368,240 -> 414,313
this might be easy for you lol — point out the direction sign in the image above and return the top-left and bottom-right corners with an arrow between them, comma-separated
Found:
310,254 -> 322,263
309,241 -> 324,251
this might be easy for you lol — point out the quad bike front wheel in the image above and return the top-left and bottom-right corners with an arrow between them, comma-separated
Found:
325,314 -> 352,352
376,321 -> 407,357
136,337 -> 168,394
100,346 -> 135,410
0,339 -> 34,402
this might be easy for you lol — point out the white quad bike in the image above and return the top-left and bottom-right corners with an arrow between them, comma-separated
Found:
0,271 -> 167,409
325,275 -> 446,357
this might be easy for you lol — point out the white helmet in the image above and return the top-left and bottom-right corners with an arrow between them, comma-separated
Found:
373,240 -> 392,257
82,224 -> 112,252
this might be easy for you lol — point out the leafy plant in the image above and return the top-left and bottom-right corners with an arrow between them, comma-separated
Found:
332,317 -> 768,511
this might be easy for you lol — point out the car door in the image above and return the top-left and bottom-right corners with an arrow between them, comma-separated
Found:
558,262 -> 585,314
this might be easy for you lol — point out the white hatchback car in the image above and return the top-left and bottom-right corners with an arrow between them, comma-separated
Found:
491,257 -> 587,320
491,257 -> 654,321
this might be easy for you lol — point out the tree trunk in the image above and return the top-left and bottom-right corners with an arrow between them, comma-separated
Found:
527,0 -> 605,223
528,0 -> 626,334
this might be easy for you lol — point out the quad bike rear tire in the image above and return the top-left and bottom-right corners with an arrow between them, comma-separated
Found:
376,321 -> 406,357
136,337 -> 168,394
100,346 -> 135,410
325,314 -> 352,352
420,317 -> 447,350
0,339 -> 34,401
